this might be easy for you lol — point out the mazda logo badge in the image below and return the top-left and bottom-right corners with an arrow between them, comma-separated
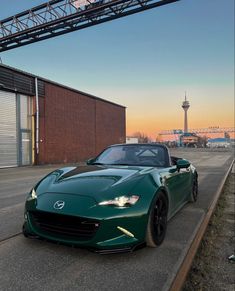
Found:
53,200 -> 65,210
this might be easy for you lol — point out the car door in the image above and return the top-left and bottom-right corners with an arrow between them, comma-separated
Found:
160,166 -> 191,216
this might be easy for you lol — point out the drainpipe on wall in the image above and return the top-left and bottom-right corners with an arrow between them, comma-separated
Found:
35,77 -> 39,158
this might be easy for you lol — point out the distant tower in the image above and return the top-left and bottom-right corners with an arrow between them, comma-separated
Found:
182,92 -> 190,133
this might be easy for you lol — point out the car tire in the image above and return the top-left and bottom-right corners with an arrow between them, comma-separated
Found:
146,191 -> 168,247
189,175 -> 198,202
22,222 -> 29,237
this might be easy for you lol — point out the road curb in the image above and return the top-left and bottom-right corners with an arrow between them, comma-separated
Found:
169,158 -> 235,291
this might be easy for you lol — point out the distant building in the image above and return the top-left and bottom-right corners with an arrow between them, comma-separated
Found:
126,137 -> 138,144
180,133 -> 199,147
207,138 -> 230,148
157,127 -> 235,144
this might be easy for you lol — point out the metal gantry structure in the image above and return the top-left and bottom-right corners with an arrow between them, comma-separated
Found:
0,0 -> 179,52
158,127 -> 235,135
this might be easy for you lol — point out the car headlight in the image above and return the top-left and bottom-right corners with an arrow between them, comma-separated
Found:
28,188 -> 37,200
98,195 -> 139,207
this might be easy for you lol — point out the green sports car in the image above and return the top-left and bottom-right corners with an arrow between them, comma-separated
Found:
23,143 -> 198,253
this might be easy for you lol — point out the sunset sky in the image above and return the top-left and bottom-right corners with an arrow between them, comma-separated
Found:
0,0 -> 234,139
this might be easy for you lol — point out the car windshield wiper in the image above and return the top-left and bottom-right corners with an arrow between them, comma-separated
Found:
91,162 -> 105,165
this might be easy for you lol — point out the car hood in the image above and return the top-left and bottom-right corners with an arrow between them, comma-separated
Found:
35,165 -> 153,202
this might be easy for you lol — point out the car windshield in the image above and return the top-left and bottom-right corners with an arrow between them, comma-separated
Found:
93,144 -> 169,167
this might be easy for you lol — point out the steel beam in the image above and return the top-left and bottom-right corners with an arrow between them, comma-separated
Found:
0,0 -> 180,52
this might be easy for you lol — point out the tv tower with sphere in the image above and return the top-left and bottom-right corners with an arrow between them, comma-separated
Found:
182,93 -> 190,133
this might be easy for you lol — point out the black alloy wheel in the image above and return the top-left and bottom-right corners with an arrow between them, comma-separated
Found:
153,193 -> 168,245
192,177 -> 198,202
146,192 -> 168,247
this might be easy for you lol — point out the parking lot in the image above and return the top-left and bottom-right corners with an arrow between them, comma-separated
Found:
0,149 -> 233,291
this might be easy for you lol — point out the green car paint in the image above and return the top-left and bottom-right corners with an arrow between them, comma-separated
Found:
23,144 -> 197,253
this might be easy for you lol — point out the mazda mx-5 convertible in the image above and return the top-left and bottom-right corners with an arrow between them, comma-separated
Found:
23,143 -> 198,253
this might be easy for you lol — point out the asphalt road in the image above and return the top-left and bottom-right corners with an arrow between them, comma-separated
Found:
0,150 -> 233,291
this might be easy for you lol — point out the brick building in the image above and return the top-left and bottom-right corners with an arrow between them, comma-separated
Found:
0,64 -> 126,167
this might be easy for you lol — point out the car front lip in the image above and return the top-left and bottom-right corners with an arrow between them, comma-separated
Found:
92,242 -> 146,254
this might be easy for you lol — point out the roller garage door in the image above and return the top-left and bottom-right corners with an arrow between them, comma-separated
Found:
0,90 -> 17,167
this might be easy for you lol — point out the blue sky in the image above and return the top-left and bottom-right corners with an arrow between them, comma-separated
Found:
0,0 -> 234,137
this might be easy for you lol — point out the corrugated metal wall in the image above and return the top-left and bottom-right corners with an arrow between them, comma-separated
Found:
0,65 -> 39,167
0,90 -> 17,167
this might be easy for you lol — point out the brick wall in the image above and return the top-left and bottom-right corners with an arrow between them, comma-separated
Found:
38,82 -> 125,164
95,100 -> 126,153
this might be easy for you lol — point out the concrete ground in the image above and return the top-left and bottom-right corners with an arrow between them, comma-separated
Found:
0,150 -> 233,291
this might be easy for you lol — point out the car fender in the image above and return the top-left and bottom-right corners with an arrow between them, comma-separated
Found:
147,186 -> 170,217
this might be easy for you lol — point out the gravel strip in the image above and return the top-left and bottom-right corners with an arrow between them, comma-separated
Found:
183,171 -> 235,291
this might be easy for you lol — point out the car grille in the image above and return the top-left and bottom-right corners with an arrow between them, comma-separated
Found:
29,211 -> 100,241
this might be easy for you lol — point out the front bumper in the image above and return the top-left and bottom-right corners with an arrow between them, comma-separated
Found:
23,219 -> 146,254
23,204 -> 148,252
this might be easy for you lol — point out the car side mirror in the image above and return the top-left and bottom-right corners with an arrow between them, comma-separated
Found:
176,159 -> 190,169
86,158 -> 95,165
